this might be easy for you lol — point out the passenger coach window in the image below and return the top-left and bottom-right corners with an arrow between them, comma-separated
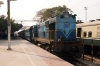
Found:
83,32 -> 87,37
88,31 -> 92,37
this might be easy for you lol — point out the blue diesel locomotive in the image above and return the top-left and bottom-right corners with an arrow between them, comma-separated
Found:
18,12 -> 83,59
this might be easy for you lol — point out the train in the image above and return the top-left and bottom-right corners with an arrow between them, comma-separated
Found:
76,20 -> 100,56
18,12 -> 84,59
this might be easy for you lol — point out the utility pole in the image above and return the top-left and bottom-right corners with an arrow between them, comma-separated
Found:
84,7 -> 87,22
7,0 -> 12,50
7,0 -> 16,50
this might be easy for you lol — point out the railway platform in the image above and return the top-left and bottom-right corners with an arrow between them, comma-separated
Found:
0,37 -> 73,66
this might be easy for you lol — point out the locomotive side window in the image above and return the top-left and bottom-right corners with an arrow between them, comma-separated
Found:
88,31 -> 92,37
83,32 -> 87,37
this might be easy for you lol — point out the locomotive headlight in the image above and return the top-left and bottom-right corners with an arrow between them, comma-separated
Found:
64,14 -> 69,19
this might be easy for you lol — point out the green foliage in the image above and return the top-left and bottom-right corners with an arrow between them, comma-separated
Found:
11,21 -> 23,32
0,15 -> 7,31
37,5 -> 73,21
0,15 -> 23,33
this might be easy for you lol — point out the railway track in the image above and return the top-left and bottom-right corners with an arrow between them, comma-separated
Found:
65,58 -> 100,66
69,59 -> 89,66
68,55 -> 100,66
56,53 -> 100,66
83,55 -> 100,65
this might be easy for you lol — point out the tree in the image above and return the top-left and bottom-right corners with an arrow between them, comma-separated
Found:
0,1 -> 4,7
34,5 -> 73,21
33,8 -> 47,22
0,15 -> 23,34
36,8 -> 47,17
0,15 -> 7,31
11,20 -> 23,33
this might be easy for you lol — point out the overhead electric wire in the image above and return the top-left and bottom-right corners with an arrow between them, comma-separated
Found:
71,0 -> 87,8
74,9 -> 84,13
49,0 -> 59,7
33,0 -> 48,17
88,2 -> 100,8
74,2 -> 100,13
41,0 -> 49,8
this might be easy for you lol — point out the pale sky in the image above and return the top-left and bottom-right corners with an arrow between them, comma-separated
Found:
0,0 -> 100,26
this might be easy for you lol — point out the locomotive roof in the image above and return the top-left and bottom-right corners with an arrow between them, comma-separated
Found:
76,21 -> 100,27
